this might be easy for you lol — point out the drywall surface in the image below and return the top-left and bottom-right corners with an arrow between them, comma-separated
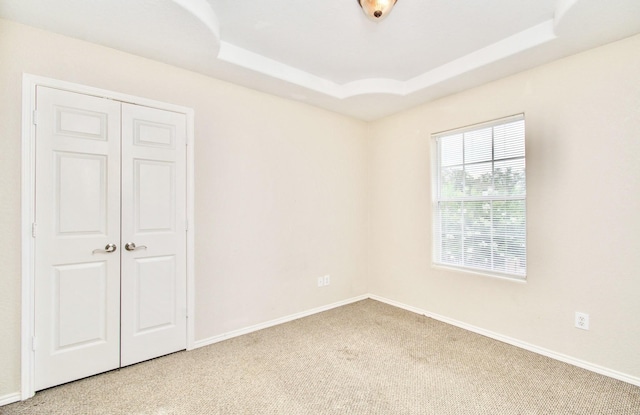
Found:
368,34 -> 640,379
0,19 -> 368,397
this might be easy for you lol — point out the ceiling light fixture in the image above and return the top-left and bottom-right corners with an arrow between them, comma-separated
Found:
357,0 -> 398,21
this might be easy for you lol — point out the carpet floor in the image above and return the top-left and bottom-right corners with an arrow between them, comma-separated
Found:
3,299 -> 639,414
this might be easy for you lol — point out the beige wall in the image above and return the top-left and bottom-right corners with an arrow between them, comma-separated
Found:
0,19 -> 368,397
368,34 -> 640,378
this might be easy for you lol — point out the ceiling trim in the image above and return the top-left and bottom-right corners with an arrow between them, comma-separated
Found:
554,0 -> 579,30
216,20 -> 557,100
172,0 -> 220,42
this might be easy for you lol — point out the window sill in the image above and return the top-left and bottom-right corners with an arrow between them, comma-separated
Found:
431,263 -> 527,283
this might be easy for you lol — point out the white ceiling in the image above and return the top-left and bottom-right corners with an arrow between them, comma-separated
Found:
2,0 -> 640,120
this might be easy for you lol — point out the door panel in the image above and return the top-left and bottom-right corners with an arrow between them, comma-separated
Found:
120,103 -> 187,367
35,86 -> 121,391
53,262 -> 108,350
136,160 -> 175,232
54,106 -> 108,141
135,255 -> 177,333
55,152 -> 108,235
134,119 -> 175,147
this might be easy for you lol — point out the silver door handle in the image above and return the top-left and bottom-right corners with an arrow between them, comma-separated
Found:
93,243 -> 117,254
125,242 -> 147,251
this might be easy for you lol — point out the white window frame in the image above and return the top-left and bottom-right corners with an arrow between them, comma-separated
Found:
431,114 -> 526,280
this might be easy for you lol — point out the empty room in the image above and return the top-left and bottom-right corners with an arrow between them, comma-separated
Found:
1,0 -> 639,413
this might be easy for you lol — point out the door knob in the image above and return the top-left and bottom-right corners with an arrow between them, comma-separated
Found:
92,243 -> 117,254
125,242 -> 147,251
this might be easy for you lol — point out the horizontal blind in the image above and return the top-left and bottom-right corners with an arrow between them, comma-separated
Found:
433,114 -> 526,278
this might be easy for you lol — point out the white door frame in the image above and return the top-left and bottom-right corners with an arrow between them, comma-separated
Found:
20,74 -> 196,400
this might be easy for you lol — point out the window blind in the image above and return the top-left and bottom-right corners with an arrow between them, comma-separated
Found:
432,114 -> 526,278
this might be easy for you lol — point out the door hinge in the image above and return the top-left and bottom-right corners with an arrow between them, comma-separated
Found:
32,110 -> 39,125
32,336 -> 37,351
32,222 -> 37,238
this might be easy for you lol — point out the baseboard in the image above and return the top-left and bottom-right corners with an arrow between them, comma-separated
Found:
0,392 -> 21,407
192,294 -> 369,349
369,294 -> 640,387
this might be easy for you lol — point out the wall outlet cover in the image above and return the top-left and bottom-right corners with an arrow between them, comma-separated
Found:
575,312 -> 590,330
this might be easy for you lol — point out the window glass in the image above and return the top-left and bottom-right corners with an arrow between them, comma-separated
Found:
432,115 -> 526,279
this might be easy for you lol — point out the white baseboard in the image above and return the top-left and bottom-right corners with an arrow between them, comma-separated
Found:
192,294 -> 369,349
369,294 -> 640,387
0,392 -> 21,407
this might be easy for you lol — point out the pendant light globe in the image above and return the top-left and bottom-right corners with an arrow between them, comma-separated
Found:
357,0 -> 398,21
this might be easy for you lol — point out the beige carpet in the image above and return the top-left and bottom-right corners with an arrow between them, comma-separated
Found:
3,299 -> 639,414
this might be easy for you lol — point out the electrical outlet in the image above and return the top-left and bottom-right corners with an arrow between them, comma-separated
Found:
323,275 -> 330,286
317,277 -> 324,287
575,312 -> 589,330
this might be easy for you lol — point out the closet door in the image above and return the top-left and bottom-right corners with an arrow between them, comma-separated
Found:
34,86 -> 122,391
119,103 -> 187,367
33,88 -> 188,391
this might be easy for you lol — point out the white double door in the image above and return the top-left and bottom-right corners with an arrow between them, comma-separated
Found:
34,86 -> 187,391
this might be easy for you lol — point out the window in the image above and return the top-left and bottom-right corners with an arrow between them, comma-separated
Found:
432,114 -> 526,279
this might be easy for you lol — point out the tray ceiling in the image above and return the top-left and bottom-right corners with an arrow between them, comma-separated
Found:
2,0 -> 639,120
